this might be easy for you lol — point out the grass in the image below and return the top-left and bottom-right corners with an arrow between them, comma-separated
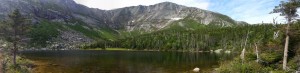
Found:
66,24 -> 102,40
85,48 -> 131,51
106,48 -> 131,51
98,28 -> 118,41
217,57 -> 272,73
118,30 -> 147,39
65,19 -> 120,41
165,18 -> 206,31
217,51 -> 293,73
1,53 -> 34,73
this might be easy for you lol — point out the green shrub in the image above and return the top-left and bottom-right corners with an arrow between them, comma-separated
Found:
2,54 -> 33,73
260,52 -> 282,63
29,20 -> 60,47
245,53 -> 257,61
218,58 -> 269,73
269,70 -> 289,73
288,57 -> 299,71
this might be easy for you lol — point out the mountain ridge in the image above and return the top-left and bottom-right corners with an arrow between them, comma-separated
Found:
0,0 -> 247,49
0,0 -> 243,30
100,1 -> 239,31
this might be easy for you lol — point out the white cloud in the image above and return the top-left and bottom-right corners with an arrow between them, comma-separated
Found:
73,0 -> 210,10
244,13 -> 285,24
237,0 -> 285,24
210,0 -> 286,24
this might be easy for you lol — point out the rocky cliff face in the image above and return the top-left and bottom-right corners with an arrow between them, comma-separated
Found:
100,2 -> 238,31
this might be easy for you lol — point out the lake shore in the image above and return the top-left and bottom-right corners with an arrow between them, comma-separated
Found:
84,48 -> 131,51
83,48 -> 218,53
21,50 -> 232,73
21,48 -> 236,54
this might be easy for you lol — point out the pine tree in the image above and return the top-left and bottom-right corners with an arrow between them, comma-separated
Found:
0,9 -> 30,67
271,0 -> 300,70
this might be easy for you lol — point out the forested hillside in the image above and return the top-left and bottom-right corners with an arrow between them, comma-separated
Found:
83,17 -> 300,73
85,19 -> 283,52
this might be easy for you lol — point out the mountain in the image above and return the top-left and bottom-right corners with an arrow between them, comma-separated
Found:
0,0 -> 240,30
0,0 -> 105,26
0,0 -> 246,49
102,2 -> 238,31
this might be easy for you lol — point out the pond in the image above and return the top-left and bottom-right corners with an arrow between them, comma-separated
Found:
21,50 -> 233,73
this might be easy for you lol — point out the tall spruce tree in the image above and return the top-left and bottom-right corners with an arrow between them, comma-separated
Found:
271,0 -> 300,70
0,9 -> 30,67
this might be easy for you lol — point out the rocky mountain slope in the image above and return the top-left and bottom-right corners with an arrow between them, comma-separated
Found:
105,2 -> 238,31
0,0 -> 240,30
0,0 -> 104,27
0,0 -> 246,49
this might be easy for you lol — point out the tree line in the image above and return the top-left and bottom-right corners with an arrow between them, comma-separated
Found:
84,23 -> 283,52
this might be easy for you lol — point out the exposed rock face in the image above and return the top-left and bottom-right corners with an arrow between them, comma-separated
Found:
49,30 -> 93,50
100,2 -> 238,31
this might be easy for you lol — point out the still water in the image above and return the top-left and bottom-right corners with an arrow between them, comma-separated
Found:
21,50 -> 233,73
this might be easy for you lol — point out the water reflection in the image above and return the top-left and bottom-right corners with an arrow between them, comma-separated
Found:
21,50 -> 233,73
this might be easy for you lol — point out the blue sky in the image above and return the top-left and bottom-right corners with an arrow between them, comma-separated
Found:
74,0 -> 284,24
208,0 -> 284,24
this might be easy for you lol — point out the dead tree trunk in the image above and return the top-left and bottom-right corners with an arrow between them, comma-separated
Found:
240,49 -> 246,60
283,19 -> 291,70
255,43 -> 260,62
240,31 -> 250,61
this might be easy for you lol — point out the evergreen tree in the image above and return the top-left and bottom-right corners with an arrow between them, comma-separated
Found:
271,0 -> 300,70
0,9 -> 31,67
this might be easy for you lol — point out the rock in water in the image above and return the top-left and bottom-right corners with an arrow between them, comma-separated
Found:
193,67 -> 200,72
